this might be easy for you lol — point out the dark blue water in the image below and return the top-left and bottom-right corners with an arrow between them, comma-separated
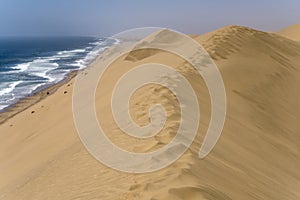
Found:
0,36 -> 116,111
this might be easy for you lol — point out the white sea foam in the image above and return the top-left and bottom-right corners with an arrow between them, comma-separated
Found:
57,48 -> 86,55
89,41 -> 104,45
74,38 -> 119,69
0,81 -> 22,96
0,103 -> 10,111
11,63 -> 30,72
27,59 -> 59,82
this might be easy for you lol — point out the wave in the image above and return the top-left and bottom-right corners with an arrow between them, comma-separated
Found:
27,59 -> 59,82
0,81 -> 23,96
11,63 -> 30,72
74,38 -> 120,69
89,41 -> 104,46
9,58 -> 59,82
57,48 -> 86,56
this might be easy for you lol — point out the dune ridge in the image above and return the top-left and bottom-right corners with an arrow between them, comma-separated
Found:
118,26 -> 300,199
0,25 -> 300,199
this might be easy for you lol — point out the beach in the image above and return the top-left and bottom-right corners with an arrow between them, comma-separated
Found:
1,24 -> 300,200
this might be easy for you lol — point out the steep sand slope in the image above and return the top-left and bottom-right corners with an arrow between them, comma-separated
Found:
278,23 -> 300,41
0,26 -> 300,200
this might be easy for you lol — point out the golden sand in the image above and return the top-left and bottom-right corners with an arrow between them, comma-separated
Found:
278,23 -> 300,41
0,25 -> 300,199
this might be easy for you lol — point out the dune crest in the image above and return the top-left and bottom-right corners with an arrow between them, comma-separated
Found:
122,26 -> 300,199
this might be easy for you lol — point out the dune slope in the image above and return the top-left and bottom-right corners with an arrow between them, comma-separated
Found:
278,23 -> 300,41
0,26 -> 300,200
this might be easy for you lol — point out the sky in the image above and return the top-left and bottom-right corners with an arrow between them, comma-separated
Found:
0,0 -> 299,37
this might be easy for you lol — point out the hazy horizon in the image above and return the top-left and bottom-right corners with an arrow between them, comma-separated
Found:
0,0 -> 300,37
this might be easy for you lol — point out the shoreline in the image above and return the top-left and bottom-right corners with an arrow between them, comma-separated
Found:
0,37 -> 118,125
0,70 -> 78,125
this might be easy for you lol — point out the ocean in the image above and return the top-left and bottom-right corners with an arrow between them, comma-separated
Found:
0,36 -> 116,111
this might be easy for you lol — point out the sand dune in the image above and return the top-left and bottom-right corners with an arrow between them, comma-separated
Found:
1,25 -> 300,199
278,23 -> 300,41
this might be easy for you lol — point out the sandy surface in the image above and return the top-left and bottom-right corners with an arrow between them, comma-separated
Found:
278,23 -> 300,41
1,25 -> 300,199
